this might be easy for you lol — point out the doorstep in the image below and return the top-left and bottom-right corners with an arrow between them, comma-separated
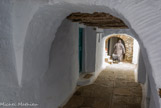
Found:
77,72 -> 95,86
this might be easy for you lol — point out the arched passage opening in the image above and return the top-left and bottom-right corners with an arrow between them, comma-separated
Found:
104,34 -> 139,64
19,2 -> 160,108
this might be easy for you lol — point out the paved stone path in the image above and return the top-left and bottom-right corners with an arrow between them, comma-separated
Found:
63,63 -> 142,108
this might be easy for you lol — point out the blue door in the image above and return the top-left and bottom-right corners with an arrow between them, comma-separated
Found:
79,28 -> 84,73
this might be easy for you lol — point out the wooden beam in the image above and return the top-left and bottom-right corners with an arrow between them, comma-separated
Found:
67,12 -> 128,29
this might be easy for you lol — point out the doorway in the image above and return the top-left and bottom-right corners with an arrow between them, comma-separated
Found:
79,27 -> 84,73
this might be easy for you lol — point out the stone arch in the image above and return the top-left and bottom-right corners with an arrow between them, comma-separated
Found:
105,34 -> 136,63
21,1 -> 161,107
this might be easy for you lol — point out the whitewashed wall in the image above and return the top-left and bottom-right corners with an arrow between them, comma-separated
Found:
84,27 -> 97,73
40,19 -> 79,107
132,39 -> 140,64
0,0 -> 161,108
95,33 -> 105,76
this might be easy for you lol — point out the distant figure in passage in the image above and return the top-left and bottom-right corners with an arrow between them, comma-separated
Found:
112,40 -> 125,62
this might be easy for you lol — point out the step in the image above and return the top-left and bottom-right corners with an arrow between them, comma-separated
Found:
77,73 -> 95,86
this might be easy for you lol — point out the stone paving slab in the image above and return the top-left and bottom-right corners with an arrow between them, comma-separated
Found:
63,63 -> 142,108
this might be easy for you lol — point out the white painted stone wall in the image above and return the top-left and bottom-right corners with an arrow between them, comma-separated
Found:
132,39 -> 140,64
0,0 -> 19,103
0,0 -> 161,108
41,19 -> 79,107
141,73 -> 151,108
12,0 -> 47,86
84,27 -> 97,73
103,29 -> 135,38
95,33 -> 105,76
138,51 -> 149,108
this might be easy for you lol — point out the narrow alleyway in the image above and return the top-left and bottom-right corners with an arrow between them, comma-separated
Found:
63,63 -> 142,108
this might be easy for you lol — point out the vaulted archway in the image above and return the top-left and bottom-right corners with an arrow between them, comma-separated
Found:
11,1 -> 161,108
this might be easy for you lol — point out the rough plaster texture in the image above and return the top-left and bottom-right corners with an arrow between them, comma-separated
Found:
0,0 -> 161,108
